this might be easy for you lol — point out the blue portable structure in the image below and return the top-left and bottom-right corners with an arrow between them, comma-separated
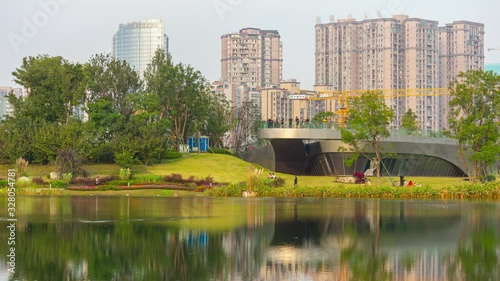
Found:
187,136 -> 209,152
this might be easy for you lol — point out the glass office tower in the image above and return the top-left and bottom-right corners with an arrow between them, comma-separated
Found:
113,19 -> 169,77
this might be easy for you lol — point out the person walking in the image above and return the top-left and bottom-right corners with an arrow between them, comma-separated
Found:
294,176 -> 298,187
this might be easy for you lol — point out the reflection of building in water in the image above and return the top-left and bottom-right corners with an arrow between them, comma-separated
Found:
221,201 -> 276,280
65,260 -> 88,280
262,245 -> 340,280
390,249 -> 450,281
249,200 -> 473,280
222,224 -> 275,280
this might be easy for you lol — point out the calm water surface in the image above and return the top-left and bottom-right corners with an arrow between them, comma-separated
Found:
0,196 -> 499,281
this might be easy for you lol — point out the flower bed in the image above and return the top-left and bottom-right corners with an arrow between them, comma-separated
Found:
65,184 -> 195,191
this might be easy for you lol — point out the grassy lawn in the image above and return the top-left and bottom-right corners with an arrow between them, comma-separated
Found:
0,153 -> 490,191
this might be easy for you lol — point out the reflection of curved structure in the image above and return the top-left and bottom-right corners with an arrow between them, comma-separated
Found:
256,128 -> 470,176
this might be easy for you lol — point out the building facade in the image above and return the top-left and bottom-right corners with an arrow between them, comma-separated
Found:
221,28 -> 283,89
113,19 -> 169,77
315,15 -> 484,131
260,80 -> 321,125
0,87 -> 24,120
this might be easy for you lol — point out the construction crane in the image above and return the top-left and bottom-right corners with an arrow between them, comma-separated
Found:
306,88 -> 449,126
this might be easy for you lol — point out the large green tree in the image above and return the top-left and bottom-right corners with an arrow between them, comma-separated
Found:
401,109 -> 418,133
86,54 -> 141,122
11,55 -> 87,125
340,91 -> 394,186
447,70 -> 500,183
2,55 -> 87,163
145,50 -> 212,150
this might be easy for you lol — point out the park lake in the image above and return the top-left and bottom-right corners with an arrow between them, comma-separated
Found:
0,196 -> 499,280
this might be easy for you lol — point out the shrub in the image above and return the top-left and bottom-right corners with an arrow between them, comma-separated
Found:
72,177 -> 97,186
105,180 -> 128,186
32,177 -> 45,185
486,175 -> 496,182
132,175 -> 163,184
61,173 -> 73,183
98,175 -> 119,184
164,150 -> 182,159
247,165 -> 263,191
353,172 -> 365,184
98,185 -> 116,191
16,177 -> 32,187
203,182 -> 246,197
54,149 -> 88,177
0,180 -> 8,188
114,152 -> 139,168
16,158 -> 29,177
195,175 -> 214,186
163,174 -> 185,183
208,148 -> 233,155
51,180 -> 68,189
271,177 -> 286,188
119,168 -> 132,181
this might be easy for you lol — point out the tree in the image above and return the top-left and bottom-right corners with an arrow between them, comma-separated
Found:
401,109 -> 418,133
3,55 -> 87,164
189,86 -> 212,154
85,54 -> 141,122
54,148 -> 88,177
0,117 -> 37,162
11,55 -> 87,125
82,98 -> 124,163
122,92 -> 171,165
145,50 -> 211,150
312,111 -> 335,124
205,94 -> 233,148
340,91 -> 394,186
447,70 -> 500,183
232,100 -> 260,154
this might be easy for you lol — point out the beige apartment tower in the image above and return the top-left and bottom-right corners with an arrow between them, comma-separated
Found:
315,15 -> 484,131
221,28 -> 283,89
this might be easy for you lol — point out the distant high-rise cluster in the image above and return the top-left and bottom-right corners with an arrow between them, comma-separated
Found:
221,28 -> 283,89
314,15 -> 484,130
113,19 -> 169,77
217,16 -> 484,133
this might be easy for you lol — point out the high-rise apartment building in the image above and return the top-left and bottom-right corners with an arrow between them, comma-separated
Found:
0,87 -> 24,120
439,21 -> 485,129
221,28 -> 283,89
113,19 -> 169,77
315,15 -> 484,131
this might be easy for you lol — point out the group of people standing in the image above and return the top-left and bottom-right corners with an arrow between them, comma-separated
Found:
266,117 -> 310,128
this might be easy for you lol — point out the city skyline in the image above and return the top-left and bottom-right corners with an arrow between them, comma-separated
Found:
1,0 -> 500,89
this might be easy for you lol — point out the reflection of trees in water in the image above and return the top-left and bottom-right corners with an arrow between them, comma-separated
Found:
221,223 -> 275,280
0,197 -> 276,281
340,200 -> 393,281
2,198 -> 500,280
446,207 -> 500,281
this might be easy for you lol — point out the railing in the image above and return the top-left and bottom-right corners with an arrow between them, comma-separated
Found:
258,121 -> 446,138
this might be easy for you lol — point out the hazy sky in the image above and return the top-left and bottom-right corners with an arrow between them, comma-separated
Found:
1,0 -> 500,89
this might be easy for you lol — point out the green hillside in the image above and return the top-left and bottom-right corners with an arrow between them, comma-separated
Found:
1,153 -> 469,188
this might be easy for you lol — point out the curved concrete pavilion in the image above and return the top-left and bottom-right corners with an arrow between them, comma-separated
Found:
257,128 -> 469,177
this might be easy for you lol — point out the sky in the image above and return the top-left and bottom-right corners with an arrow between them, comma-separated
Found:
1,0 -> 500,89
